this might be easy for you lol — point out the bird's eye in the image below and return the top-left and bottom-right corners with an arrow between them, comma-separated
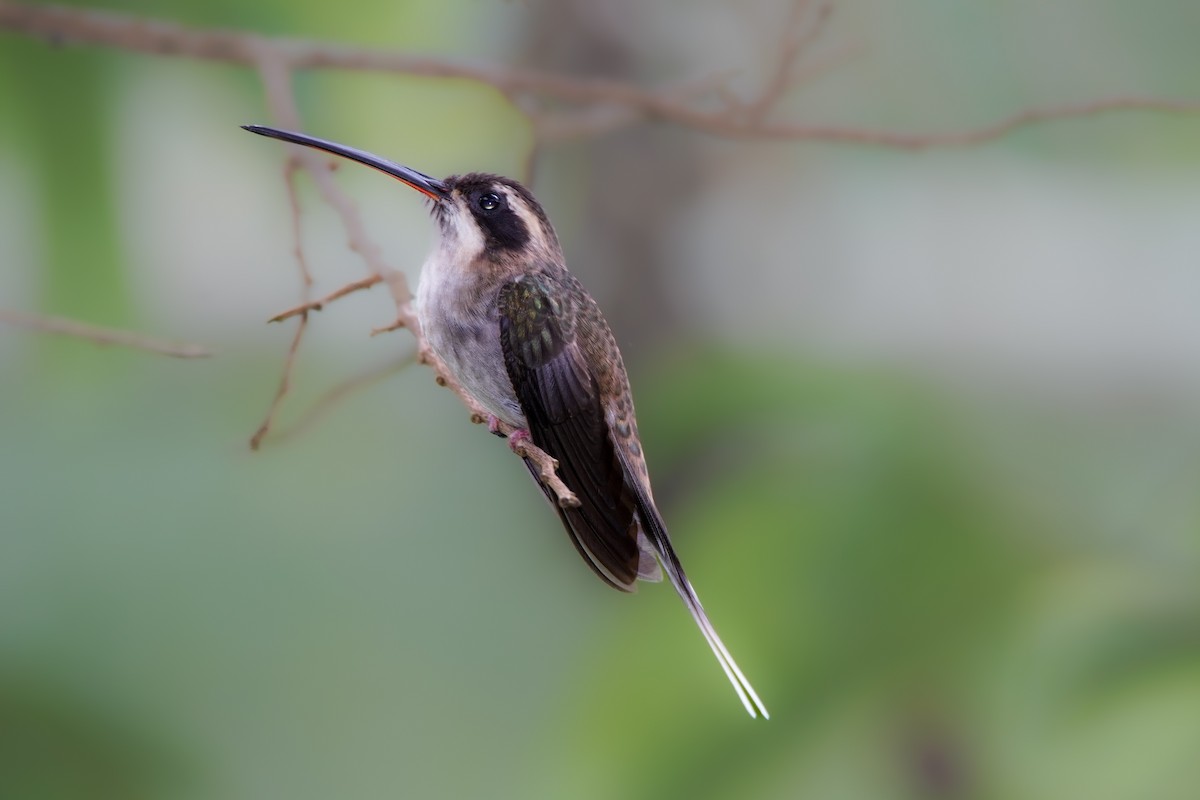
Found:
478,193 -> 501,212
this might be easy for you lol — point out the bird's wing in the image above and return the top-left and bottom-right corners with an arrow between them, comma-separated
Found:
498,274 -> 641,591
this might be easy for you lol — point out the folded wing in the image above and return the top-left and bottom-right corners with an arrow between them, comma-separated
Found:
498,274 -> 642,590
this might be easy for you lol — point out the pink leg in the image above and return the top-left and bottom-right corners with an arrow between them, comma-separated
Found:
488,415 -> 531,452
507,428 -> 530,452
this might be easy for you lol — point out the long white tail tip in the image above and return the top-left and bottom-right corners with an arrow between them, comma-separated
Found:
676,576 -> 769,719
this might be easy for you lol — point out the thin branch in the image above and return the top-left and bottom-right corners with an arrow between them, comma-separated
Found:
283,156 -> 315,289
728,95 -> 1200,148
249,310 -> 307,451
248,54 -> 312,449
742,0 -> 832,125
0,2 -> 699,112
256,54 -> 404,285
513,438 -> 580,508
269,274 -> 383,323
0,308 -> 212,358
3,1 -> 1197,150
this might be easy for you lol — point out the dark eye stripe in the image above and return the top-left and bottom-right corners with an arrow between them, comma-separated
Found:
474,191 -> 528,251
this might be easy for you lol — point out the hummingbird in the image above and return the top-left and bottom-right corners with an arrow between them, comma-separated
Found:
244,124 -> 768,719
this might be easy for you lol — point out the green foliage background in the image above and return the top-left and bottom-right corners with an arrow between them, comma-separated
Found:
2,1 -> 1199,798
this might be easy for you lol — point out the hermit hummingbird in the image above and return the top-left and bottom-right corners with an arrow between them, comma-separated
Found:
244,124 -> 768,718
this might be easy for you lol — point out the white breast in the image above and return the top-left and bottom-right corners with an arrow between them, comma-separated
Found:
416,246 -> 526,430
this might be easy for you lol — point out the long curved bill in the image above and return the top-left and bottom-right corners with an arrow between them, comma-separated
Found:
242,124 -> 447,200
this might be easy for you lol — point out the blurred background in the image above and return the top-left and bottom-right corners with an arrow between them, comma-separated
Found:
2,0 -> 1199,798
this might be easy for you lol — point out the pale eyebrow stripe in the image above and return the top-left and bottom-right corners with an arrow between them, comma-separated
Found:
500,185 -> 552,255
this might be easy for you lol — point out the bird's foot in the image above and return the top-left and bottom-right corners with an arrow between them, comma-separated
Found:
486,414 -> 531,452
506,428 -> 531,453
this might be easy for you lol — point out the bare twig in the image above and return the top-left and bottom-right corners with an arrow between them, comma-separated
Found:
249,311 -> 307,450
370,318 -> 408,337
513,438 -> 580,508
0,308 -> 212,358
411,344 -> 580,507
283,156 -> 315,289
248,54 -> 313,449
269,274 -> 383,323
739,95 -> 1200,149
743,0 -> 832,125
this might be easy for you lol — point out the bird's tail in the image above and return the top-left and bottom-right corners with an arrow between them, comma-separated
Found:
618,454 -> 769,719
654,531 -> 770,719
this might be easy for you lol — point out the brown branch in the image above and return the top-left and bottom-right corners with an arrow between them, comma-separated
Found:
3,1 -> 1197,150
283,156 -> 315,289
0,308 -> 212,358
247,54 -> 312,449
269,274 -> 383,323
0,2 -> 705,115
249,310 -> 307,450
742,0 -> 832,125
513,438 -> 580,508
412,339 -> 579,508
720,95 -> 1200,148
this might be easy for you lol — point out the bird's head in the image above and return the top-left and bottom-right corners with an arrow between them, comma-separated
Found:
242,125 -> 561,266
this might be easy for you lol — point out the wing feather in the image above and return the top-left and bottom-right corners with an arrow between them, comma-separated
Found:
498,275 -> 641,590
